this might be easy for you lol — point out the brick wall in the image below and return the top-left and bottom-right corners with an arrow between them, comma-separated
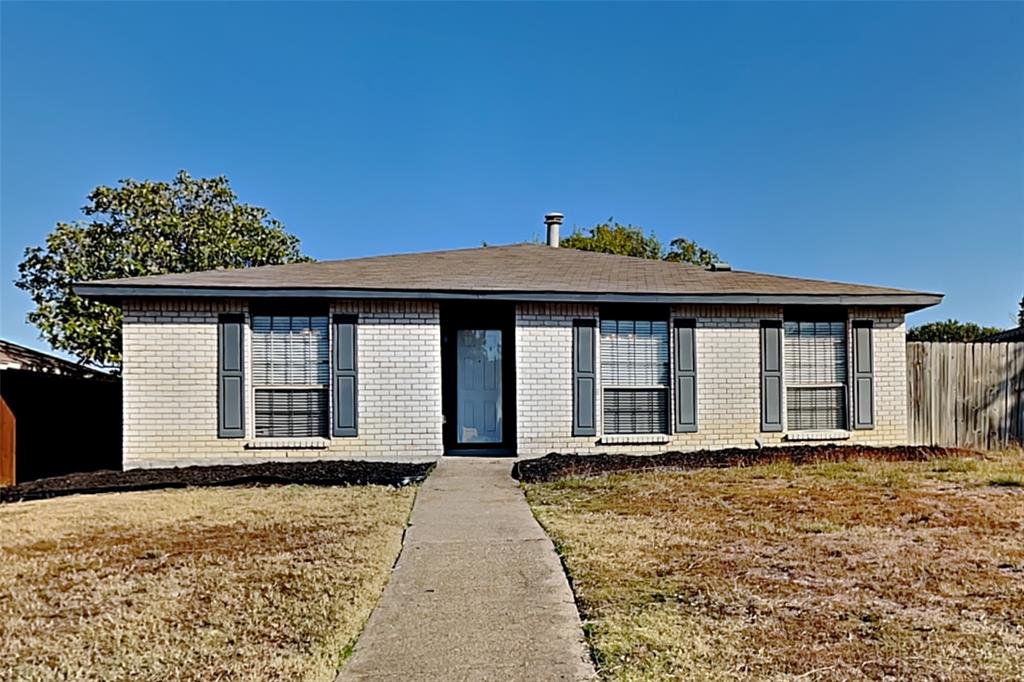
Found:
122,299 -> 442,468
515,303 -> 600,455
514,303 -> 908,456
847,307 -> 908,444
122,298 -> 908,467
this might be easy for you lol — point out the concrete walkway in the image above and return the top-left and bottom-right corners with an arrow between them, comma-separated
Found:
338,457 -> 596,681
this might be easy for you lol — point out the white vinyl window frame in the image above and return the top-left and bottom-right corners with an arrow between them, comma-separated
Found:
783,320 -> 848,431
599,318 -> 671,435
250,314 -> 330,438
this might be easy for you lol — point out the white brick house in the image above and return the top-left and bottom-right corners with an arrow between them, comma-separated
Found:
76,216 -> 941,469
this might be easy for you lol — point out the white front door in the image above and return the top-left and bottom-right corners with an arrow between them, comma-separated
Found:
456,329 -> 503,444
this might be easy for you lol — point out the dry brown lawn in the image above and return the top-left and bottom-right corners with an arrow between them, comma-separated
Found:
0,484 -> 416,681
526,450 -> 1024,681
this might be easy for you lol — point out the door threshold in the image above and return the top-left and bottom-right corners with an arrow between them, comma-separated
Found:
444,449 -> 516,458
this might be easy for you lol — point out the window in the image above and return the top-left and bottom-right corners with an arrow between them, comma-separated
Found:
783,320 -> 847,430
252,314 -> 329,437
600,319 -> 670,434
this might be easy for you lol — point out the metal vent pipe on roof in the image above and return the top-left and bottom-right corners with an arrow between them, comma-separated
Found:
544,212 -> 564,247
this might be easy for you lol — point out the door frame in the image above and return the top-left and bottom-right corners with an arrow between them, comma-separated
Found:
440,302 -> 516,456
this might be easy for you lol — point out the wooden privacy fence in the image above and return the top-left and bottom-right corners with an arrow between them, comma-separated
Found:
907,342 -> 1024,449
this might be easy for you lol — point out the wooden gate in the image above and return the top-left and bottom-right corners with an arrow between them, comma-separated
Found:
0,395 -> 14,486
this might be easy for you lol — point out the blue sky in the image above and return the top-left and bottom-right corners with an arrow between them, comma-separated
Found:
2,2 -> 1022,353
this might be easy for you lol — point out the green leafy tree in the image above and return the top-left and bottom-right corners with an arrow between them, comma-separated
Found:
560,219 -> 718,266
906,319 -> 1005,342
663,237 -> 719,267
16,171 -> 311,370
560,220 -> 663,259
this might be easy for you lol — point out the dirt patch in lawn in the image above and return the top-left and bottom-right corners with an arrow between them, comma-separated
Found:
526,450 -> 1024,681
513,444 -> 972,483
1,458 -> 433,503
0,484 -> 417,681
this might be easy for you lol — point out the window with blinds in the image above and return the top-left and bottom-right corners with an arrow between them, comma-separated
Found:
252,314 -> 329,437
783,320 -> 847,430
600,319 -> 669,434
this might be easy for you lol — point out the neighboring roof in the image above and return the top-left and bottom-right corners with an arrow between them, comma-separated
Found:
74,243 -> 943,309
0,339 -> 115,380
980,326 -> 1024,343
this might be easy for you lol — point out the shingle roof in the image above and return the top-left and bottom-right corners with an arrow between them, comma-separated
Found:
75,243 -> 942,308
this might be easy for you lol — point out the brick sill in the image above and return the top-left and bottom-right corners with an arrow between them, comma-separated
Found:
244,438 -> 330,450
784,430 -> 851,442
600,434 -> 672,445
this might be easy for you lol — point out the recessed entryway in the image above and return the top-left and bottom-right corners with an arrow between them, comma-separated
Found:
440,303 -> 516,456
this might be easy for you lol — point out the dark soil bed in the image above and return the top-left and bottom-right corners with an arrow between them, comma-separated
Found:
1,459 -> 435,503
512,445 -> 976,483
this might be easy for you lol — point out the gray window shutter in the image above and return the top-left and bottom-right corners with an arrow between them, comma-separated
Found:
760,320 -> 784,432
333,315 -> 358,437
573,319 -> 597,436
852,320 -> 875,429
218,314 -> 245,438
673,319 -> 698,432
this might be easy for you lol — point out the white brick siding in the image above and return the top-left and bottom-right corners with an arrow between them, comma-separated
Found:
513,303 -> 908,456
122,299 -> 442,468
515,303 -> 600,455
846,307 -> 908,443
121,298 -> 909,467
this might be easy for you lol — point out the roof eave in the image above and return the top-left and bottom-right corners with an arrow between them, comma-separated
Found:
72,284 -> 943,311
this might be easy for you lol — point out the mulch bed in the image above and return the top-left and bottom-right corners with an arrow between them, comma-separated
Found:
0,459 -> 435,503
512,444 -> 976,483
